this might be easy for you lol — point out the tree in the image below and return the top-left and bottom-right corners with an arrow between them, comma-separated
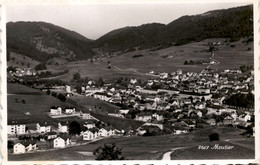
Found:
97,77 -> 104,87
35,63 -> 47,71
46,89 -> 51,95
209,133 -> 219,141
57,93 -> 66,102
69,121 -> 81,135
73,72 -> 81,81
75,84 -> 82,94
93,143 -> 125,160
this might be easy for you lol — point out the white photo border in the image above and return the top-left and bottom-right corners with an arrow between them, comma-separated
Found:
1,0 -> 259,164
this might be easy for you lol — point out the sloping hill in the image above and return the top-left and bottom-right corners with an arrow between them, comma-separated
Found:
94,5 -> 253,52
96,23 -> 167,52
7,21 -> 95,62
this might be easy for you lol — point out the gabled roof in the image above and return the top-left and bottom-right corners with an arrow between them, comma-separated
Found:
44,131 -> 57,136
8,120 -> 26,125
50,106 -> 61,109
19,140 -> 37,146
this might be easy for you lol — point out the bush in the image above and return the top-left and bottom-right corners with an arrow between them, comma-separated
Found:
69,121 -> 81,135
132,54 -> 143,58
73,72 -> 81,81
57,93 -> 66,102
209,133 -> 219,141
93,143 -> 125,160
35,63 -> 47,71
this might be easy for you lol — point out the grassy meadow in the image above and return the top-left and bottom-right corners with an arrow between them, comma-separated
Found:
44,38 -> 253,81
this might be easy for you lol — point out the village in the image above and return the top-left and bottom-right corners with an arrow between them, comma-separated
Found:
7,64 -> 255,155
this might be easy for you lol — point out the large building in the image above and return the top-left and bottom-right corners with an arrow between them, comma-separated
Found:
7,122 -> 26,135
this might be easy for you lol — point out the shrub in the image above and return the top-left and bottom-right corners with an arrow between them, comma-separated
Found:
93,143 -> 125,160
209,133 -> 219,141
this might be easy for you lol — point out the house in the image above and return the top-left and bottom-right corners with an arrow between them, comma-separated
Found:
177,69 -> 183,75
195,103 -> 205,110
98,128 -> 108,137
7,122 -> 26,135
45,131 -> 57,140
83,120 -> 96,129
135,113 -> 152,122
13,143 -> 25,154
13,141 -> 37,154
197,88 -> 210,94
152,113 -> 164,121
231,113 -> 237,121
80,112 -> 91,119
58,122 -> 68,133
197,111 -> 203,118
82,130 -> 95,140
105,127 -> 116,136
223,116 -> 233,125
142,123 -> 163,130
93,92 -> 110,101
65,85 -> 72,93
239,114 -> 251,122
119,109 -> 129,114
174,129 -> 188,134
50,106 -> 62,115
53,136 -> 70,148
65,107 -> 76,114
36,123 -> 51,133
206,118 -> 216,126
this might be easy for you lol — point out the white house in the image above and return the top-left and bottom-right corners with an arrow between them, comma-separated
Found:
58,122 -> 68,133
36,123 -> 51,133
65,85 -> 71,93
65,107 -> 76,114
239,114 -> 251,122
83,130 -> 94,140
119,109 -> 129,114
197,88 -> 210,94
82,130 -> 98,140
105,127 -> 116,137
83,121 -> 96,129
80,112 -> 91,119
152,113 -> 164,121
50,106 -> 62,115
13,143 -> 25,154
53,137 -> 70,148
98,128 -> 108,137
93,92 -> 110,101
135,114 -> 152,122
13,141 -> 37,154
7,124 -> 26,135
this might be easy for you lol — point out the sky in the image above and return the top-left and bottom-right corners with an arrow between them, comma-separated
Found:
6,2 -> 252,40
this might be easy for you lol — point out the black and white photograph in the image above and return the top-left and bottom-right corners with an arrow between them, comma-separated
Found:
1,0 -> 259,164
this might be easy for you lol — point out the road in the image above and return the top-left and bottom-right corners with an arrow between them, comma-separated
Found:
162,147 -> 188,160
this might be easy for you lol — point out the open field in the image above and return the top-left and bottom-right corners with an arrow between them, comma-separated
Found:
67,96 -> 120,114
8,52 -> 40,69
44,38 -> 253,81
7,83 -> 74,127
90,113 -> 144,131
8,94 -> 68,127
210,38 -> 254,70
8,83 -> 42,95
8,126 -> 254,160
